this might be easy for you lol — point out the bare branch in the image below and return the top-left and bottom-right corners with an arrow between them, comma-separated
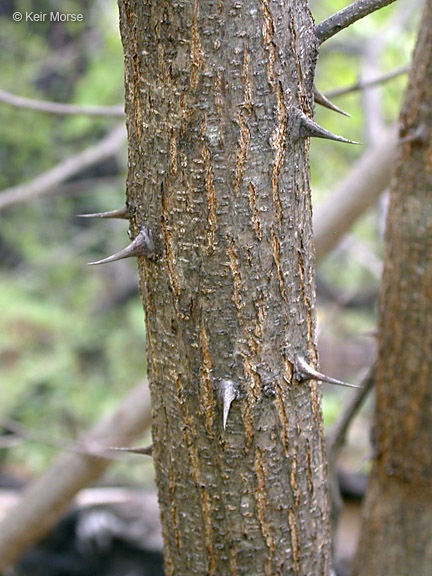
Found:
0,124 -> 126,211
0,436 -> 20,449
327,66 -> 408,98
326,364 -> 375,543
327,364 -> 376,464
313,128 -> 397,263
0,379 -> 152,570
0,89 -> 124,117
316,0 -> 398,45
0,417 -> 128,461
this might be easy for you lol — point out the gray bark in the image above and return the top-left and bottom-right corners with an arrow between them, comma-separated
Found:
117,1 -> 330,574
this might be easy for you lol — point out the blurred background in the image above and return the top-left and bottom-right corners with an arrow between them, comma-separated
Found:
0,0 -> 422,574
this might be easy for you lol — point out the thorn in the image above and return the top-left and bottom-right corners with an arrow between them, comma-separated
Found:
295,357 -> 361,389
109,444 -> 153,456
313,86 -> 351,117
88,226 -> 155,266
294,109 -> 360,145
77,206 -> 129,219
216,380 -> 240,430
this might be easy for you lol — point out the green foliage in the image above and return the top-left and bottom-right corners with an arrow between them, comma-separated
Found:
0,234 -> 148,472
0,1 -> 141,476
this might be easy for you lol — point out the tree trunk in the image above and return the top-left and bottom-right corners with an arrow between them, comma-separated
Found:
352,2 -> 432,574
117,1 -> 330,574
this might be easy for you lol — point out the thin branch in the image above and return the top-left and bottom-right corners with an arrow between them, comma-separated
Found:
327,363 -> 376,465
3,176 -> 121,217
0,417 -> 128,461
316,0 -> 398,45
0,89 -> 124,117
0,124 -> 126,211
0,379 -> 152,570
327,66 -> 409,98
326,363 -> 375,544
360,40 -> 385,145
0,435 -> 20,449
313,127 -> 397,263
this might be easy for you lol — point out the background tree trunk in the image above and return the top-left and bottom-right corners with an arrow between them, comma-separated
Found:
352,2 -> 432,574
117,1 -> 330,574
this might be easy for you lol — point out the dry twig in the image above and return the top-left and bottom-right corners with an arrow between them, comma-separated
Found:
0,379 -> 152,570
327,66 -> 409,98
0,124 -> 126,211
0,89 -> 124,117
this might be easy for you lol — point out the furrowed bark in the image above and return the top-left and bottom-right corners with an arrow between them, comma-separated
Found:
117,1 -> 330,574
352,2 -> 432,574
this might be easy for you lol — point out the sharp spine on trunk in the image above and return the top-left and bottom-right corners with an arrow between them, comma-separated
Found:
295,356 -> 361,389
77,206 -> 129,219
88,226 -> 155,266
294,109 -> 360,145
109,444 -> 153,456
216,379 -> 240,430
313,86 -> 351,117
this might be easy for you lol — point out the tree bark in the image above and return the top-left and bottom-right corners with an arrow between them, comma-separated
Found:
352,2 -> 432,574
117,1 -> 330,574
